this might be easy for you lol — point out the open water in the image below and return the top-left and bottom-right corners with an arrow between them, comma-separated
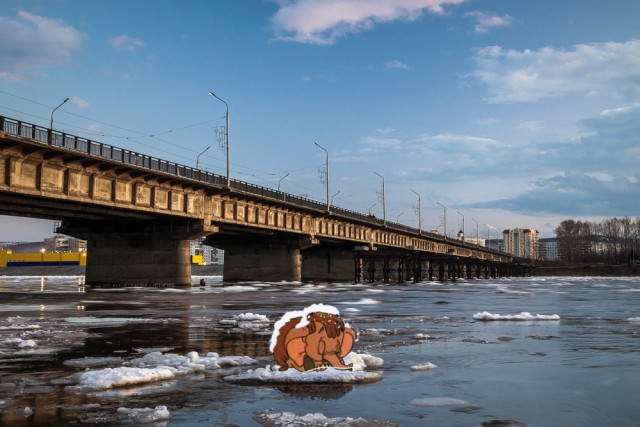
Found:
0,275 -> 639,426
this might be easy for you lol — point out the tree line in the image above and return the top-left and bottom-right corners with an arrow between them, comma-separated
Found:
554,217 -> 640,264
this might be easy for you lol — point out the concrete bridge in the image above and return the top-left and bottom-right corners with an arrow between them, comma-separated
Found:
0,116 -> 533,286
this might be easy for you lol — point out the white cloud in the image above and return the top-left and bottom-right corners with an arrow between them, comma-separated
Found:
385,59 -> 411,70
464,11 -> 513,34
0,10 -> 83,79
69,97 -> 90,109
360,135 -> 402,152
109,35 -> 146,52
270,0 -> 468,45
472,39 -> 640,102
376,127 -> 396,134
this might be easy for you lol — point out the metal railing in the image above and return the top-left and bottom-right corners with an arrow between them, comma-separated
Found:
0,115 -> 506,256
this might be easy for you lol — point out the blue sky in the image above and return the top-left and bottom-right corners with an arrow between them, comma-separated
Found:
1,0 -> 639,241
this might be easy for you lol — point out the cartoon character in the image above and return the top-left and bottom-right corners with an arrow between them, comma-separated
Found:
270,303 -> 357,372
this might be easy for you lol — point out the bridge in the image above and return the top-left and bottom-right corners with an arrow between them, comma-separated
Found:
0,115 -> 533,286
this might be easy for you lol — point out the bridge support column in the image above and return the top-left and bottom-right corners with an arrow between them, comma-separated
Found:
302,245 -> 355,283
59,221 -> 213,287
220,241 -> 301,283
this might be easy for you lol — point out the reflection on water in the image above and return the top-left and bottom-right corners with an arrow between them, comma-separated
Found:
0,275 -> 639,426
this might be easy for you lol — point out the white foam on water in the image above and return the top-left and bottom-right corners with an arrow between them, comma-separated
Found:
117,405 -> 170,423
410,362 -> 438,371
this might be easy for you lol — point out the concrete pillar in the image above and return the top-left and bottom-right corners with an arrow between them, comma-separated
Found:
85,235 -> 192,286
221,241 -> 301,283
301,245 -> 355,283
58,220 -> 212,287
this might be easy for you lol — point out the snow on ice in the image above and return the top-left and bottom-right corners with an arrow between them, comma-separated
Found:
73,351 -> 259,390
117,405 -> 170,423
410,362 -> 438,371
223,352 -> 384,385
254,409 -> 397,426
473,311 -> 560,321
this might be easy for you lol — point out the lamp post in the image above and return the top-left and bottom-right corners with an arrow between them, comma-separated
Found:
313,142 -> 330,211
436,202 -> 446,237
472,218 -> 479,242
50,97 -> 69,130
372,171 -> 386,226
484,224 -> 491,248
457,211 -> 465,243
368,203 -> 376,216
331,190 -> 341,205
410,189 -> 422,235
396,211 -> 404,223
277,172 -> 289,191
208,91 -> 230,187
196,146 -> 210,170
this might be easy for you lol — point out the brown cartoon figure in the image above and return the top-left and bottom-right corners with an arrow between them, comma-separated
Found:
270,303 -> 357,372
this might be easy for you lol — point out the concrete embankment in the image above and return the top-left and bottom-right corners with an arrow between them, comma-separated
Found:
0,265 -> 223,277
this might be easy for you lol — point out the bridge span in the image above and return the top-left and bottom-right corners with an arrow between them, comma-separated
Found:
0,116 -> 533,286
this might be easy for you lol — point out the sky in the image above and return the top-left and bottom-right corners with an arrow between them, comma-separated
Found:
1,0 -> 639,242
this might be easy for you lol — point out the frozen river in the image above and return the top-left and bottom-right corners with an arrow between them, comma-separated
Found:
1,275 -> 639,426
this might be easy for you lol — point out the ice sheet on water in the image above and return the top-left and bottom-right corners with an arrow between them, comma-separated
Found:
337,298 -> 381,305
254,409 -> 397,426
628,317 -> 640,322
117,405 -> 170,424
70,350 -> 258,390
223,352 -> 383,385
473,311 -> 560,321
64,316 -> 181,325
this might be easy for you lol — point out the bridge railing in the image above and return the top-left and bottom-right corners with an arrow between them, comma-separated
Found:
0,115 -> 507,256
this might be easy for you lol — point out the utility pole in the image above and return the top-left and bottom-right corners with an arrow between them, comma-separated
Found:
313,142 -> 330,211
411,189 -> 422,235
373,171 -> 386,225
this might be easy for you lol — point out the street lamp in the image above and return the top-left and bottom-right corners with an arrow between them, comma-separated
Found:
457,211 -> 465,242
331,190 -> 341,205
196,146 -> 210,170
50,97 -> 69,131
436,202 -> 446,237
372,171 -> 386,226
208,91 -> 230,187
410,189 -> 422,235
313,142 -> 330,211
277,172 -> 289,191
472,218 -> 479,242
368,203 -> 376,216
396,211 -> 404,223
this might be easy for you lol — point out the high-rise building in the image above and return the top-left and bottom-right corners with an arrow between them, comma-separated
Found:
503,228 -> 539,259
539,238 -> 559,261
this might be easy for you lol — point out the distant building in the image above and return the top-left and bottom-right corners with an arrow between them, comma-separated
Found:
503,228 -> 539,259
539,238 -> 559,261
190,238 -> 224,265
466,237 -> 486,247
44,235 -> 87,253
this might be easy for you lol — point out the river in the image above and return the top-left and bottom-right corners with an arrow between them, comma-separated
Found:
1,275 -> 639,426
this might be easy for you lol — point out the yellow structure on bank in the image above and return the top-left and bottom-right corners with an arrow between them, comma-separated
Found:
0,249 -> 87,267
0,249 -> 203,268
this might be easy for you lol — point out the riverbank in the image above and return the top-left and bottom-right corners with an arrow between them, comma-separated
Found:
0,265 -> 223,277
535,263 -> 640,276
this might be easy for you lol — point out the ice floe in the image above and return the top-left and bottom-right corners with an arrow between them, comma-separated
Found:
473,311 -> 560,321
628,317 -> 640,322
64,316 -> 181,325
223,352 -> 384,385
117,405 -> 170,423
254,409 -> 396,426
410,362 -> 438,371
410,397 -> 469,407
68,351 -> 258,390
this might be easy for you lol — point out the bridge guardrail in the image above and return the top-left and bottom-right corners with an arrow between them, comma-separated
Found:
0,115 -> 508,257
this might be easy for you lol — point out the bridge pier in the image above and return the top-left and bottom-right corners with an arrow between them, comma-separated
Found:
301,245 -> 355,283
59,221 -> 213,287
